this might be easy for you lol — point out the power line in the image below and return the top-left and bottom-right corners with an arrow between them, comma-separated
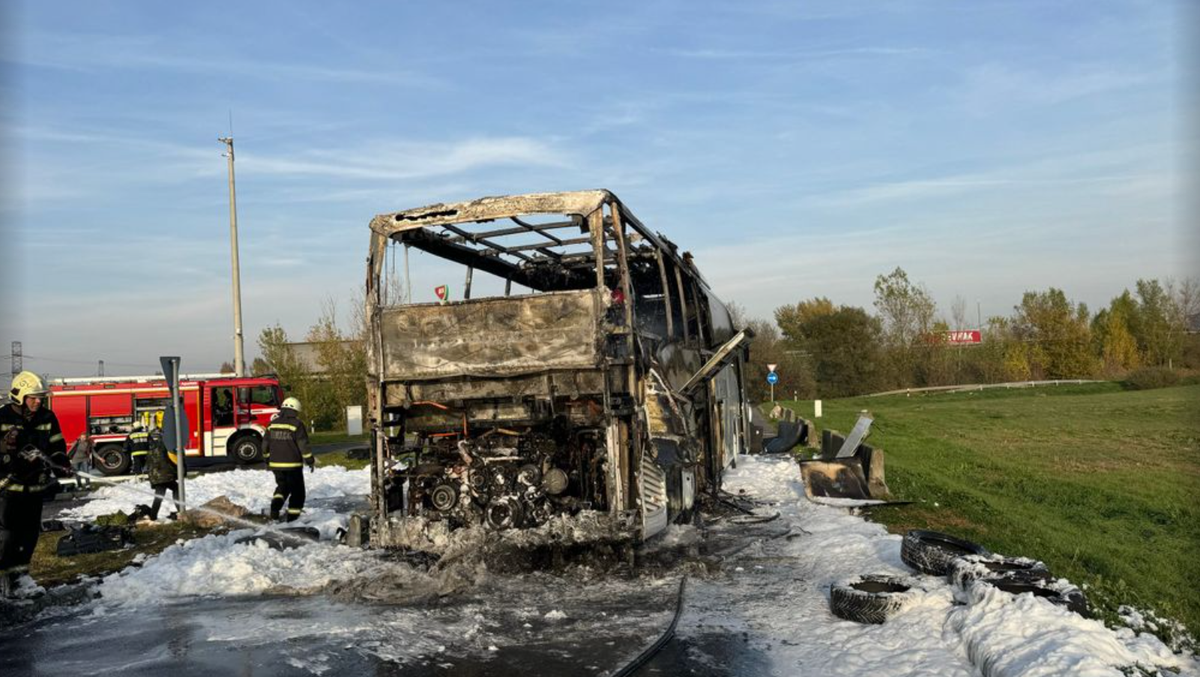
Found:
20,354 -> 161,369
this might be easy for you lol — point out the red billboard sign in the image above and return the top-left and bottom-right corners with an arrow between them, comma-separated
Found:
945,330 -> 982,345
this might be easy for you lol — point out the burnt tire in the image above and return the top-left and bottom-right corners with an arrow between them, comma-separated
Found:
946,554 -> 1051,587
901,530 -> 991,576
95,444 -> 130,476
829,574 -> 919,624
230,434 -> 263,464
983,579 -> 1089,617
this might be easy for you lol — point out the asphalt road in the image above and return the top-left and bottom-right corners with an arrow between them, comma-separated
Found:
5,515 -> 782,677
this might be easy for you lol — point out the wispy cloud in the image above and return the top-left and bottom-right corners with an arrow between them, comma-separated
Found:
8,124 -> 568,212
242,137 -> 568,182
10,30 -> 443,88
660,46 -> 930,60
5,0 -> 1183,373
818,173 -> 1168,207
957,63 -> 1155,114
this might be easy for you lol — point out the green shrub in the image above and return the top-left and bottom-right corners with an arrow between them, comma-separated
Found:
1122,366 -> 1181,390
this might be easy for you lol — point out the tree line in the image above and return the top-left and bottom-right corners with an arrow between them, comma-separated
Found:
238,270 -> 1198,420
736,269 -> 1200,402
247,299 -> 367,431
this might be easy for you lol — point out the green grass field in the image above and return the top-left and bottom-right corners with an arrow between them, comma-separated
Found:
309,430 -> 368,446
781,382 -> 1200,644
317,448 -> 370,470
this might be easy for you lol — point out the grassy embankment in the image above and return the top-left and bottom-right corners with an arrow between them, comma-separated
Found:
780,382 -> 1200,643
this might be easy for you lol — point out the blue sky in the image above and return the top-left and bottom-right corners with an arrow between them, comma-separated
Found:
1,0 -> 1194,376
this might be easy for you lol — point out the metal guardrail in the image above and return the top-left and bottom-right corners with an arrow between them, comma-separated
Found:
864,379 -> 1105,398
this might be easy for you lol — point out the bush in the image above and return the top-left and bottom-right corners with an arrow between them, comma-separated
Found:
1122,366 -> 1181,391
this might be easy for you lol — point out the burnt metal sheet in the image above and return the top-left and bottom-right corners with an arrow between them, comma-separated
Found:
800,458 -> 873,500
388,371 -> 609,406
835,414 -> 873,458
371,190 -> 613,236
379,289 -> 605,380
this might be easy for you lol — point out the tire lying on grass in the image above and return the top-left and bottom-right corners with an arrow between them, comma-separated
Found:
830,574 -> 921,624
901,530 -> 991,576
946,554 -> 1052,587
979,578 -> 1090,617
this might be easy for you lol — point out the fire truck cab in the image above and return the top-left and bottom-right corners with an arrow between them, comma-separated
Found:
48,374 -> 285,475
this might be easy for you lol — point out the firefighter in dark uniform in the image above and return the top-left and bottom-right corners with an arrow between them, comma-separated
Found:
144,427 -> 179,521
0,371 -> 71,597
266,397 -> 313,522
125,423 -> 151,474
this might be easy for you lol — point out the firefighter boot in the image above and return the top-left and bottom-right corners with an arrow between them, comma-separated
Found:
270,493 -> 285,521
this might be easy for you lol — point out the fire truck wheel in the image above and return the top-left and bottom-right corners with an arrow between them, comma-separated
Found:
96,444 -> 131,476
230,434 -> 263,464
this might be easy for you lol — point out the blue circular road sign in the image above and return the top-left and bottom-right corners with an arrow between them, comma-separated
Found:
767,371 -> 778,385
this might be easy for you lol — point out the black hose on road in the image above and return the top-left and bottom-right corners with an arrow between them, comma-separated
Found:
609,576 -> 688,677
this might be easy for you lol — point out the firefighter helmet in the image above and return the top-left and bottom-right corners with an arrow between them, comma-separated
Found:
9,371 -> 48,405
281,397 -> 301,413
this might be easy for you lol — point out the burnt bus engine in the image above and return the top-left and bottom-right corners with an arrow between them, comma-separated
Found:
385,424 -> 609,530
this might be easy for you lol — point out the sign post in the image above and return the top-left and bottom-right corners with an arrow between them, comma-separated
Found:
766,368 -> 779,403
160,356 -> 186,512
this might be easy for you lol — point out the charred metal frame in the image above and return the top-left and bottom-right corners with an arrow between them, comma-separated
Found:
364,190 -> 750,545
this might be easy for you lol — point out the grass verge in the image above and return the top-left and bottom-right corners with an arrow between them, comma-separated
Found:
316,449 -> 370,471
780,382 -> 1200,648
31,521 -> 216,588
309,431 -> 369,446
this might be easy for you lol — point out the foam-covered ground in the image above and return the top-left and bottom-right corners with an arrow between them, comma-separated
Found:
11,456 -> 1197,676
679,455 -> 1198,677
59,465 -> 369,538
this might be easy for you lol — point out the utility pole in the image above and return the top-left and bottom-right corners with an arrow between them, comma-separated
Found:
98,360 -> 104,377
976,299 -> 982,330
10,341 -> 21,376
219,136 -> 246,377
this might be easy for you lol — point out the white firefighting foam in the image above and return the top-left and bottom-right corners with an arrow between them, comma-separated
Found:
41,457 -> 1200,676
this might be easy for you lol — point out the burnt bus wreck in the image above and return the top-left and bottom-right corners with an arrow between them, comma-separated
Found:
365,190 -> 751,547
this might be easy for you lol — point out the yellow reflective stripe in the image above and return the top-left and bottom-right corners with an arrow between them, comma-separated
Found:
50,433 -> 64,442
272,494 -> 283,499
0,424 -> 14,430
35,423 -> 53,431
269,462 -> 303,468
1,482 -> 51,493
269,423 -> 297,431
302,453 -> 313,459
130,433 -> 148,439
130,451 -> 149,456
286,509 -> 302,514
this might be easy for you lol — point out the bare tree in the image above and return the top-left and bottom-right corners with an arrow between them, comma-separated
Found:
951,295 -> 968,330
1168,277 -> 1200,329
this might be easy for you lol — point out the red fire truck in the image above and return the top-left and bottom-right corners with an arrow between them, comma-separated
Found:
47,373 -> 285,476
